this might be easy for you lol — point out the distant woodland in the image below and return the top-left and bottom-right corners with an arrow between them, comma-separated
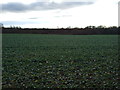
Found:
1,26 -> 120,35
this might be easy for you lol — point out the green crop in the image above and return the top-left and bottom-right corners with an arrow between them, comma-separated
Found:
2,34 -> 119,88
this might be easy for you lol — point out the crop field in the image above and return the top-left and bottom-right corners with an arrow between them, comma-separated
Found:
2,34 -> 119,88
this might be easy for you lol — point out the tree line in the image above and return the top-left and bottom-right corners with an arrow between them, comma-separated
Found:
1,25 -> 120,35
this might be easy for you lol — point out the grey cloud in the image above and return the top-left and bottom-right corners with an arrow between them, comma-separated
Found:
2,1 -> 94,12
2,2 -> 29,12
29,17 -> 39,19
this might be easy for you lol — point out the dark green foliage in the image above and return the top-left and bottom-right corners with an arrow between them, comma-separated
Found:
2,34 -> 119,88
2,26 -> 120,35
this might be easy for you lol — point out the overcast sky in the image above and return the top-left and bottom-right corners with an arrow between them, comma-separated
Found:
0,0 -> 119,28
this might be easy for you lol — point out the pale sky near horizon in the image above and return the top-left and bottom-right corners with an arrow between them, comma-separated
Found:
0,0 -> 119,28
